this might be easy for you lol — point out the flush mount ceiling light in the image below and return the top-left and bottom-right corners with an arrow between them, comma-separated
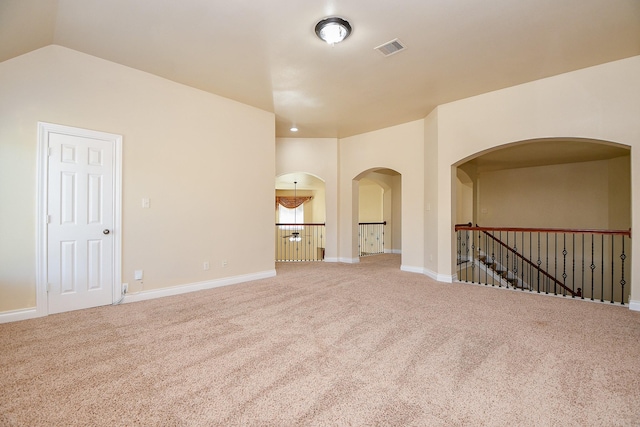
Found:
315,17 -> 352,45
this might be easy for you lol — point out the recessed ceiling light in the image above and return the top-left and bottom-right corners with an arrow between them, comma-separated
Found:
290,126 -> 298,132
315,17 -> 352,45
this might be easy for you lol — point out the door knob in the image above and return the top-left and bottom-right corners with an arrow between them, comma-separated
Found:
103,229 -> 110,235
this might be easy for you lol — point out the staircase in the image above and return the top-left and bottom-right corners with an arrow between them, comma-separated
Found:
455,224 -> 604,300
478,254 -> 525,289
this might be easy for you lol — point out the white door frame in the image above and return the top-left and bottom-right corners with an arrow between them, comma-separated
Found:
36,122 -> 122,317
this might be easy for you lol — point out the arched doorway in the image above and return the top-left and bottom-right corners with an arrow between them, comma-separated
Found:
354,168 -> 402,260
456,138 -> 630,229
454,138 -> 631,304
275,173 -> 326,261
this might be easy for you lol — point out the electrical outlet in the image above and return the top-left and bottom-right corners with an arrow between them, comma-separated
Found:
203,261 -> 210,270
122,283 -> 129,294
222,260 -> 228,267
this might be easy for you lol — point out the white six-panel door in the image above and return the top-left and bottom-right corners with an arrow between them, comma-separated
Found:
38,123 -> 122,315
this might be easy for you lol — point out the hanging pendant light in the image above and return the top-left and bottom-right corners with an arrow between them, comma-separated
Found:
290,181 -> 302,242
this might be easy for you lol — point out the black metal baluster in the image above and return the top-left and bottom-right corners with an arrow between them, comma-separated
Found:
499,231 -> 504,287
610,234 -> 615,303
529,232 -> 533,292
545,233 -> 549,294
285,225 -> 289,261
553,233 -> 558,295
484,231 -> 489,285
581,234 -> 585,299
600,234 -> 604,302
512,232 -> 519,290
562,233 -> 567,297
457,230 -> 461,281
321,225 -> 325,260
620,237 -> 626,305
470,230 -> 476,283
465,229 -> 470,282
572,234 -> 576,298
590,234 -> 595,301
536,232 -> 541,293
504,232 -> 509,289
520,232 -> 525,290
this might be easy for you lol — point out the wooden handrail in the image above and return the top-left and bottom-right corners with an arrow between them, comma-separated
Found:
359,221 -> 387,225
455,224 -> 631,237
478,229 -> 580,297
454,222 -> 473,228
276,223 -> 325,226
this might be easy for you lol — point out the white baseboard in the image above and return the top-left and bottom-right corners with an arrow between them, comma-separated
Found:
339,257 -> 360,264
404,265 -> 454,283
436,273 -> 455,283
324,257 -> 339,263
122,269 -> 276,304
0,307 -> 40,324
629,299 -> 640,312
384,249 -> 402,254
400,265 -> 423,274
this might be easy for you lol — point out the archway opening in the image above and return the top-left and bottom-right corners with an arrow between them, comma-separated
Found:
354,168 -> 402,261
275,173 -> 326,261
455,138 -> 630,229
453,138 -> 631,304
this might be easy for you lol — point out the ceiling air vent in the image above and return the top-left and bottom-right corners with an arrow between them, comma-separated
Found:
374,38 -> 406,57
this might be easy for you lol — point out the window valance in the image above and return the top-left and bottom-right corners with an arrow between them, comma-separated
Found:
276,196 -> 313,209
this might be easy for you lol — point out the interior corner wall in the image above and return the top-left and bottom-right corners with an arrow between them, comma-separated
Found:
339,119 -> 425,268
608,155 -> 631,231
423,108 -> 439,277
275,137 -> 338,260
0,45 -> 275,313
390,175 -> 402,253
433,56 -> 640,305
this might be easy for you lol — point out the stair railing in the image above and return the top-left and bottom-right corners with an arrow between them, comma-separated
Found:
276,223 -> 325,261
455,224 -> 631,305
359,221 -> 386,256
479,228 -> 579,297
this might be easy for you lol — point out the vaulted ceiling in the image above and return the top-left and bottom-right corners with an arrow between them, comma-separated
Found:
2,0 -> 639,138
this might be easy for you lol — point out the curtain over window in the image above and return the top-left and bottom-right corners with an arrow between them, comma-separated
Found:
275,196 -> 312,209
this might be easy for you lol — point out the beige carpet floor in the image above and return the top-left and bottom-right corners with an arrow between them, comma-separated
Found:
1,254 -> 640,426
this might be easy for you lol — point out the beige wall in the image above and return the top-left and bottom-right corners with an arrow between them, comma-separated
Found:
275,138 -> 338,260
388,174 -> 402,253
434,56 -> 640,301
609,156 -> 632,231
359,179 -> 384,222
423,109 -> 439,276
0,46 -> 275,313
476,158 -> 630,229
340,120 -> 424,267
456,179 -> 473,226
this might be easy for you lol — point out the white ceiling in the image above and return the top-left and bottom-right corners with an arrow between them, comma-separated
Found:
1,0 -> 639,138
